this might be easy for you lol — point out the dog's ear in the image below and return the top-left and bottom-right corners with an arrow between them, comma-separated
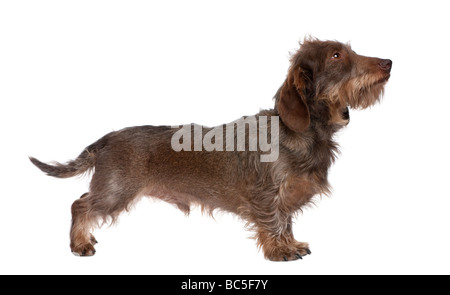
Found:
276,67 -> 310,133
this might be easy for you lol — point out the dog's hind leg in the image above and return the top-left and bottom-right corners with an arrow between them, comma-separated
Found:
69,171 -> 144,256
70,193 -> 99,256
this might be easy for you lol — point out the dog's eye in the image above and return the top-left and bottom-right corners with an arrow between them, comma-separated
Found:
332,52 -> 341,59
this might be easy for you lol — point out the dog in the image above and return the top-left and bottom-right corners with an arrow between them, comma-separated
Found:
30,38 -> 391,261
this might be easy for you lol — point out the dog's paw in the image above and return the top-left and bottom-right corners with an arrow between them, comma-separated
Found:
266,242 -> 311,262
71,243 -> 96,257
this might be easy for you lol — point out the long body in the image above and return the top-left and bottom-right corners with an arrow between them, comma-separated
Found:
30,39 -> 391,260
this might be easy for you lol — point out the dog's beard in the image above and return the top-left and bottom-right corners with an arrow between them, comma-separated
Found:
321,74 -> 388,109
347,82 -> 386,109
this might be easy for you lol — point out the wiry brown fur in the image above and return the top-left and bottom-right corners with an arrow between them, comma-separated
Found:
30,38 -> 391,261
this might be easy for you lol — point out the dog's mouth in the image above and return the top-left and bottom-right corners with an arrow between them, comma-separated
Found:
374,74 -> 390,86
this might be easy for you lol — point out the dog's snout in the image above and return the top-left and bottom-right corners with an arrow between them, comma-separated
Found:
379,59 -> 392,73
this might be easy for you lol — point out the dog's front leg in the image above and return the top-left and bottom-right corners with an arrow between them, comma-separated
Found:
255,215 -> 311,261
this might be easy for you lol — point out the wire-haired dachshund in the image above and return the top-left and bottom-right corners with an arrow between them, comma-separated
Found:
30,38 -> 391,261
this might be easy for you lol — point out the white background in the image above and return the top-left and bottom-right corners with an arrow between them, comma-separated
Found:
1,0 -> 449,275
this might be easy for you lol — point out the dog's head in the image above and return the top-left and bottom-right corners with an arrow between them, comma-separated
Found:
275,38 -> 392,132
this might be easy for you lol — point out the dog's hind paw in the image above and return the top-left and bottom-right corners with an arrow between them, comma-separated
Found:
71,243 -> 96,257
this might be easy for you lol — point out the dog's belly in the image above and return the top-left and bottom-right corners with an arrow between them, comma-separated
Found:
144,148 -> 249,215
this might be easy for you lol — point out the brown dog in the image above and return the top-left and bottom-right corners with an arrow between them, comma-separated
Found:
30,38 -> 391,261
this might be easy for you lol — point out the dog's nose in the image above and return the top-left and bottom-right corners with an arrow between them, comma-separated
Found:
379,59 -> 392,73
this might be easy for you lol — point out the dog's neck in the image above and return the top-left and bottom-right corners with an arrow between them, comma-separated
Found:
307,100 -> 349,138
273,99 -> 344,172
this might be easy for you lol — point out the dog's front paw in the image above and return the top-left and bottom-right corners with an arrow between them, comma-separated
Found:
266,242 -> 311,261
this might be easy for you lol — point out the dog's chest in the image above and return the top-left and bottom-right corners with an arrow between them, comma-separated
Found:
278,172 -> 329,211
276,137 -> 337,208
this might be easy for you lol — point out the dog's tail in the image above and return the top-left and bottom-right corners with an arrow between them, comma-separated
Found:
29,136 -> 108,179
